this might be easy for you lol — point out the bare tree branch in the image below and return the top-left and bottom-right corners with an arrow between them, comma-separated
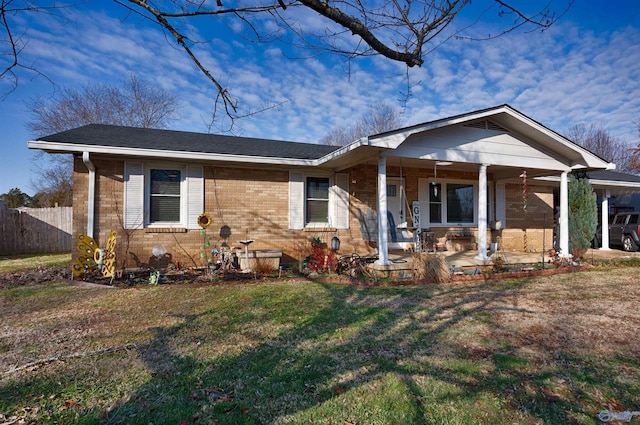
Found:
0,1 -> 76,96
26,74 -> 179,206
568,123 -> 635,173
2,0 -> 572,120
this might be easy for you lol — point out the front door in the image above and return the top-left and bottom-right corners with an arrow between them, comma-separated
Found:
387,177 -> 406,228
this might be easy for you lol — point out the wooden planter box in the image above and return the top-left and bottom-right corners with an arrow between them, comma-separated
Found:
237,249 -> 282,270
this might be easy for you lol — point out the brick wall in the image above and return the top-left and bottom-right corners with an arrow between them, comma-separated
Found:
500,182 -> 555,252
72,157 -> 557,270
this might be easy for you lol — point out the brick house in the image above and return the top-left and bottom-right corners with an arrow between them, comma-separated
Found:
28,105 -> 617,270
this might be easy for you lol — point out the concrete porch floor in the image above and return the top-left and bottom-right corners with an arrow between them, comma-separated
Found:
372,247 -> 640,274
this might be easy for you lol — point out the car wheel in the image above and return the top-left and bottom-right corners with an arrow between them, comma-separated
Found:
622,236 -> 638,252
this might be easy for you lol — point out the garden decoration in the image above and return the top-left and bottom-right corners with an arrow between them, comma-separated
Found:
149,271 -> 161,285
152,244 -> 166,266
198,212 -> 213,269
197,212 -> 212,229
209,245 -> 237,273
149,244 -> 166,284
520,169 -> 528,212
238,235 -> 254,272
308,237 -> 337,273
72,230 -> 117,280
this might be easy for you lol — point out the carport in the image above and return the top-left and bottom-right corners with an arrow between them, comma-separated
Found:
538,170 -> 640,251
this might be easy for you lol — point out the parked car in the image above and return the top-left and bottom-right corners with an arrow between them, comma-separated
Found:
592,212 -> 640,252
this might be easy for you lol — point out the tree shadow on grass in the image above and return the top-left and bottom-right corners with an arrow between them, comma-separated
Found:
100,279 -> 539,424
2,278 -> 638,424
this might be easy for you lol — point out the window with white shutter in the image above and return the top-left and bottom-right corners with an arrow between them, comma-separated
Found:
288,171 -> 350,230
124,161 -> 203,229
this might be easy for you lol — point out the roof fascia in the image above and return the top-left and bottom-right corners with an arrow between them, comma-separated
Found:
499,106 -> 613,169
535,175 -> 640,188
314,137 -> 373,164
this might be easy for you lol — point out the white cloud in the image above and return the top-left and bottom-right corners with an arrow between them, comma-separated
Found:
4,3 -> 640,149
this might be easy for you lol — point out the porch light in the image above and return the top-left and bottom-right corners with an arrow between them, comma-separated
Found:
331,236 -> 340,251
432,161 -> 452,198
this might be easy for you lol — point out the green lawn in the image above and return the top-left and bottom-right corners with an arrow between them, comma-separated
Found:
1,266 -> 639,424
0,252 -> 71,274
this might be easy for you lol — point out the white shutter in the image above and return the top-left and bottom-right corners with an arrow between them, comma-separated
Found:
185,165 -> 204,230
495,182 -> 506,228
289,171 -> 304,230
124,162 -> 144,229
333,173 -> 350,229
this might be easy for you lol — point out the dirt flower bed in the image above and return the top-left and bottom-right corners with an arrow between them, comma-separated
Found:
0,262 -> 588,289
0,265 -> 69,287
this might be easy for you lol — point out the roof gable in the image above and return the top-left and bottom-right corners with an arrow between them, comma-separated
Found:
390,122 -> 570,170
366,104 -> 613,172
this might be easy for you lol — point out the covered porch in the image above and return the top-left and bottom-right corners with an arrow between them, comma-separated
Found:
322,106 -> 615,267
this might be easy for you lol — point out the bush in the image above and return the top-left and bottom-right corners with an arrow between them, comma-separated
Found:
568,174 -> 597,259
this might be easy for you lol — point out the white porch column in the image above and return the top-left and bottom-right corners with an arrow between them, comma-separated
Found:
600,189 -> 611,250
559,171 -> 570,257
475,164 -> 490,262
376,156 -> 389,266
82,152 -> 96,238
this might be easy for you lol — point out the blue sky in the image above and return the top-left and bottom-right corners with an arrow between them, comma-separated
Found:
1,1 -> 639,196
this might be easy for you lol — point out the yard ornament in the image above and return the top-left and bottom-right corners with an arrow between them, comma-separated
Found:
198,212 -> 214,268
72,230 -> 117,280
197,212 -> 212,229
520,170 -> 528,212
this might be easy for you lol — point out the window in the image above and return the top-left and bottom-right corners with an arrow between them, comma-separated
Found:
429,183 -> 442,223
149,169 -> 182,223
288,171 -> 349,230
446,183 -> 474,223
426,179 -> 479,226
306,177 -> 330,224
123,162 -> 203,230
614,215 -> 627,225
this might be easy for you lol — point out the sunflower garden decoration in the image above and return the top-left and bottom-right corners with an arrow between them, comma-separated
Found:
198,213 -> 213,270
198,213 -> 213,229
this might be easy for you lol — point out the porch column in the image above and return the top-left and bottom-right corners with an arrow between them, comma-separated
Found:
475,164 -> 490,262
559,171 -> 570,257
82,152 -> 96,238
376,156 -> 390,266
600,189 -> 611,250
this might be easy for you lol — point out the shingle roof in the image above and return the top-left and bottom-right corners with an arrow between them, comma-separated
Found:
39,124 -> 340,160
587,170 -> 640,183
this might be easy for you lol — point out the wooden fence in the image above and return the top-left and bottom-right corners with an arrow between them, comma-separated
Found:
0,206 -> 72,255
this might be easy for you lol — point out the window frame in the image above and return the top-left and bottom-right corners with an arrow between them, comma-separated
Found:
425,178 -> 493,227
304,174 -> 333,228
145,164 -> 187,228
